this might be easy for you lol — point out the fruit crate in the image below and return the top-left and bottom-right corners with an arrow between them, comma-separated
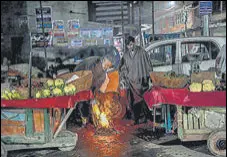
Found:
150,72 -> 189,88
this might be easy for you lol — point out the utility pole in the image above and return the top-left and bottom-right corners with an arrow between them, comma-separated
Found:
199,1 -> 211,37
203,15 -> 209,36
40,1 -> 48,77
220,1 -> 223,14
121,1 -> 125,53
132,2 -> 134,26
139,1 -> 142,47
152,1 -> 155,41
183,1 -> 188,37
129,2 -> 133,35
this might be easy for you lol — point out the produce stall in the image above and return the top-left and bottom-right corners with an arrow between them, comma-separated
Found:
1,68 -> 128,156
144,71 -> 226,156
1,44 -> 95,156
1,90 -> 94,157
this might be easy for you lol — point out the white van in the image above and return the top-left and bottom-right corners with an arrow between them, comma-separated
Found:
145,37 -> 226,76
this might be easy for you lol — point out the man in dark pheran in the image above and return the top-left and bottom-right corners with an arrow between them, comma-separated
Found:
119,36 -> 153,125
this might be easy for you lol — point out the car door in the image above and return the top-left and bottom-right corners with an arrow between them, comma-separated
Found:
146,41 -> 177,73
180,39 -> 221,75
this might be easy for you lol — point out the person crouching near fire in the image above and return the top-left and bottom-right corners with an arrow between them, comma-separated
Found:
74,46 -> 120,128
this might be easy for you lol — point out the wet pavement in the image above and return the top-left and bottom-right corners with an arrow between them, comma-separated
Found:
7,119 -> 215,157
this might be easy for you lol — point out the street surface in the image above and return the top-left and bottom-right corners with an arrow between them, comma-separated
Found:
8,120 -> 215,157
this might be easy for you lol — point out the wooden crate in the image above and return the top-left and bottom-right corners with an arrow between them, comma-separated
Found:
191,71 -> 215,83
57,70 -> 92,92
150,72 -> 189,88
1,119 -> 25,136
177,106 -> 212,142
1,108 -> 62,135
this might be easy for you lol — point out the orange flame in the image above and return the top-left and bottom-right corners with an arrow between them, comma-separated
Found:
92,103 -> 111,129
100,112 -> 110,128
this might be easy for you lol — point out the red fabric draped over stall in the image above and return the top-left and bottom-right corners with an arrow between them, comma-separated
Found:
144,86 -> 226,109
1,88 -> 226,109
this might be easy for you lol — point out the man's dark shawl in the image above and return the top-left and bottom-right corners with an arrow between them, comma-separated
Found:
119,45 -> 153,104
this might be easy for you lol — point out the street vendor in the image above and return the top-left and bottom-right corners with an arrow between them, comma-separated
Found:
73,46 -> 120,127
74,46 -> 120,93
119,36 -> 153,125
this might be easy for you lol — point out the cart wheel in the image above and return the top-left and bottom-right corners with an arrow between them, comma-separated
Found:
58,130 -> 78,152
207,130 -> 226,156
1,142 -> 7,157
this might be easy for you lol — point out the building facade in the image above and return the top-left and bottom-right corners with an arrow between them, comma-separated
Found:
1,1 -> 225,64
1,1 -> 91,64
1,1 -> 27,64
152,1 -> 226,38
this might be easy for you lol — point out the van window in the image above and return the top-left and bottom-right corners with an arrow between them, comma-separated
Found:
181,41 -> 220,63
148,44 -> 176,67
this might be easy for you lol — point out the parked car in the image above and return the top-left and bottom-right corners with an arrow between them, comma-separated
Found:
145,36 -> 226,76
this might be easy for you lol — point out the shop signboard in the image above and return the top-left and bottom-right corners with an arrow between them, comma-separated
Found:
199,1 -> 212,15
55,38 -> 68,47
67,19 -> 80,38
53,20 -> 64,32
52,20 -> 65,38
68,19 -> 80,32
67,32 -> 79,38
52,20 -> 65,46
53,31 -> 65,38
90,28 -> 102,38
31,32 -> 52,48
69,39 -> 83,48
35,6 -> 52,33
102,28 -> 113,38
104,39 -> 111,46
80,28 -> 91,39
84,39 -> 97,46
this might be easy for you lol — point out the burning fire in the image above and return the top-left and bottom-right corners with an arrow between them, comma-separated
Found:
91,90 -> 125,134
100,113 -> 109,128
93,104 -> 100,117
92,103 -> 111,129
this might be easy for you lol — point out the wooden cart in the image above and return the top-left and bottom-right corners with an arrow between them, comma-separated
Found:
144,86 -> 226,156
177,106 -> 226,156
1,90 -> 93,157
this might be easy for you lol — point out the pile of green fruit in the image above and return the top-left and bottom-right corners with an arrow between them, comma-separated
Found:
1,78 -> 77,100
1,89 -> 24,100
35,78 -> 77,99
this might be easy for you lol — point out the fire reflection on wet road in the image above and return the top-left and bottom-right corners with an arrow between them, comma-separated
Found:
76,120 -> 139,157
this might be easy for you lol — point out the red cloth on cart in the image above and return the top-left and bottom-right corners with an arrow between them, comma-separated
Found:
1,90 -> 94,109
144,86 -> 226,109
